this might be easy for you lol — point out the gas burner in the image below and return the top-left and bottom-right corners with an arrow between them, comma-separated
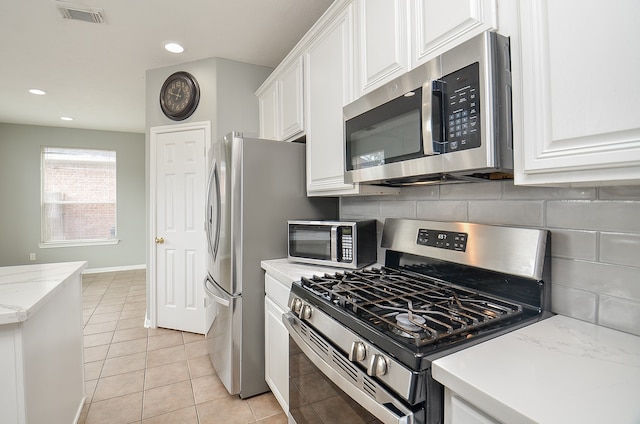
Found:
395,313 -> 426,333
386,312 -> 433,342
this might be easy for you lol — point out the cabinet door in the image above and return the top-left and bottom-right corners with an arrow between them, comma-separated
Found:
444,388 -> 500,424
355,0 -> 409,95
265,295 -> 289,413
279,57 -> 305,141
305,3 -> 358,195
515,0 -> 640,186
305,3 -> 399,196
258,83 -> 279,140
411,0 -> 497,67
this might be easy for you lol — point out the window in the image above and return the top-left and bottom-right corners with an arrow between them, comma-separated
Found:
41,146 -> 117,245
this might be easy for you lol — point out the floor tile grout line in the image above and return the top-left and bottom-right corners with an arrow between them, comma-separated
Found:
81,270 -> 286,424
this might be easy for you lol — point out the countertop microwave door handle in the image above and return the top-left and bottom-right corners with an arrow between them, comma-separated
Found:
203,277 -> 230,307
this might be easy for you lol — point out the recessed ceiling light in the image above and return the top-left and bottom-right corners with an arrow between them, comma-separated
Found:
61,116 -> 74,121
164,42 -> 184,54
29,89 -> 47,95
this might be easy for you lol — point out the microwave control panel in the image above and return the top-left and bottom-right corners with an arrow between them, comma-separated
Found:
443,62 -> 481,153
338,226 -> 353,263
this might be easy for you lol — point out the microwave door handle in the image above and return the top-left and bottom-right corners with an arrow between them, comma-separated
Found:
422,79 -> 446,155
330,226 -> 338,262
421,79 -> 437,155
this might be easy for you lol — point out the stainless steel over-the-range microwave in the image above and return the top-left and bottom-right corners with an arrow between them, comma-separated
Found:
344,31 -> 513,186
287,220 -> 377,269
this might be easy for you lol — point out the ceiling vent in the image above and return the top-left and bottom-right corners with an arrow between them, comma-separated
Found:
55,1 -> 105,23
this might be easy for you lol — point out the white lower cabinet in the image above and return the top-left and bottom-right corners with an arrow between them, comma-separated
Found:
444,388 -> 500,424
0,271 -> 84,424
264,273 -> 291,413
514,0 -> 640,186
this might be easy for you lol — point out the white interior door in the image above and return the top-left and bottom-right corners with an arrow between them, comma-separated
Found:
151,123 -> 210,334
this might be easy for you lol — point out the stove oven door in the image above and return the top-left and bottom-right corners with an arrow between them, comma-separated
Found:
283,312 -> 426,424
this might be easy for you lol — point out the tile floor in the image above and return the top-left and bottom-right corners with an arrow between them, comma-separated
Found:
78,269 -> 286,424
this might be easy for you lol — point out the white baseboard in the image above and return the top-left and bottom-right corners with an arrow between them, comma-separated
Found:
82,264 -> 146,274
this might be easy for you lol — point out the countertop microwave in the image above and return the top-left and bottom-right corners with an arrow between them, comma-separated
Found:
344,31 -> 513,186
287,220 -> 377,269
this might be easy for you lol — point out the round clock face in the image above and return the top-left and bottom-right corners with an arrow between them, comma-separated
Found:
159,71 -> 200,121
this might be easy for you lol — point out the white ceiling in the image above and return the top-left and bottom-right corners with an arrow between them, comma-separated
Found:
0,0 -> 334,133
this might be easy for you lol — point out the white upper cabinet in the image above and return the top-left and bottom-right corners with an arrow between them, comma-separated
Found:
411,0 -> 497,68
513,0 -> 640,186
304,1 -> 399,196
304,2 -> 358,195
258,82 -> 278,141
354,0 -> 409,95
256,57 -> 305,142
354,0 -> 497,95
279,58 -> 305,141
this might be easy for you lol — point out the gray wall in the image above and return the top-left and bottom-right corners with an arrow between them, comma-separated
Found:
340,182 -> 640,337
145,57 -> 273,275
0,123 -> 145,269
144,58 -> 273,322
145,57 -> 273,139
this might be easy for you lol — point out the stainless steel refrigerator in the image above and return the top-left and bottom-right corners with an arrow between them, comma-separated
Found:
203,131 -> 336,398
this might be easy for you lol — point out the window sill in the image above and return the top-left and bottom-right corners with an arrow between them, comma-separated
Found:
39,239 -> 120,249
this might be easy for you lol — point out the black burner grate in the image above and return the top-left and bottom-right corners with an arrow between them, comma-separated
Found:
300,266 -> 523,347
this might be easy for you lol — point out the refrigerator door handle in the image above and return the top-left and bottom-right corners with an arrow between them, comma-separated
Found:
205,160 -> 222,261
203,277 -> 231,307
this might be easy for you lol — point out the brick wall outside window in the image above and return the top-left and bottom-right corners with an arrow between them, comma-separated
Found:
42,147 -> 116,242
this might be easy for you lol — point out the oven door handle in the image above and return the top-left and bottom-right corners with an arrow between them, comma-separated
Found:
283,313 -> 414,424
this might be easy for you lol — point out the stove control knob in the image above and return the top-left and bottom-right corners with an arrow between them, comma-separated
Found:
367,354 -> 387,377
349,341 -> 367,362
290,298 -> 302,315
300,304 -> 312,320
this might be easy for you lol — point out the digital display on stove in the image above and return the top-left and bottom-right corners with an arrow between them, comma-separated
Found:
417,229 -> 468,251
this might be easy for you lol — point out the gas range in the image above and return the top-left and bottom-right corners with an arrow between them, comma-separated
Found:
284,218 -> 551,424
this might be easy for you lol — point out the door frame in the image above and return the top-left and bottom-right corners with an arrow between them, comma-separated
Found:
148,121 -> 211,329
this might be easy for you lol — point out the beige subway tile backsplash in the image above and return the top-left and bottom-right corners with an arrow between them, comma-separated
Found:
417,200 -> 468,222
599,296 -> 640,336
549,229 -> 598,261
339,180 -> 640,336
551,284 -> 597,323
469,200 -> 544,227
600,232 -> 640,267
547,200 -> 640,233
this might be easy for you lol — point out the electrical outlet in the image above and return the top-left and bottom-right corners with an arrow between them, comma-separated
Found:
29,253 -> 36,261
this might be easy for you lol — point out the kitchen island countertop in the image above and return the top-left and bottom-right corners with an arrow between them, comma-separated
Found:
432,314 -> 640,424
0,261 -> 87,324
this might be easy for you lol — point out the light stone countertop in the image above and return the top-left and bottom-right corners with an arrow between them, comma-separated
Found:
261,257 -> 380,286
432,314 -> 640,424
0,261 -> 87,324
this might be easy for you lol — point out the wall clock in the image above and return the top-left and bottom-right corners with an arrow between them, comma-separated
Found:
159,71 -> 200,121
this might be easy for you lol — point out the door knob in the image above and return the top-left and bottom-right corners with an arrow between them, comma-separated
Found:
155,237 -> 165,244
